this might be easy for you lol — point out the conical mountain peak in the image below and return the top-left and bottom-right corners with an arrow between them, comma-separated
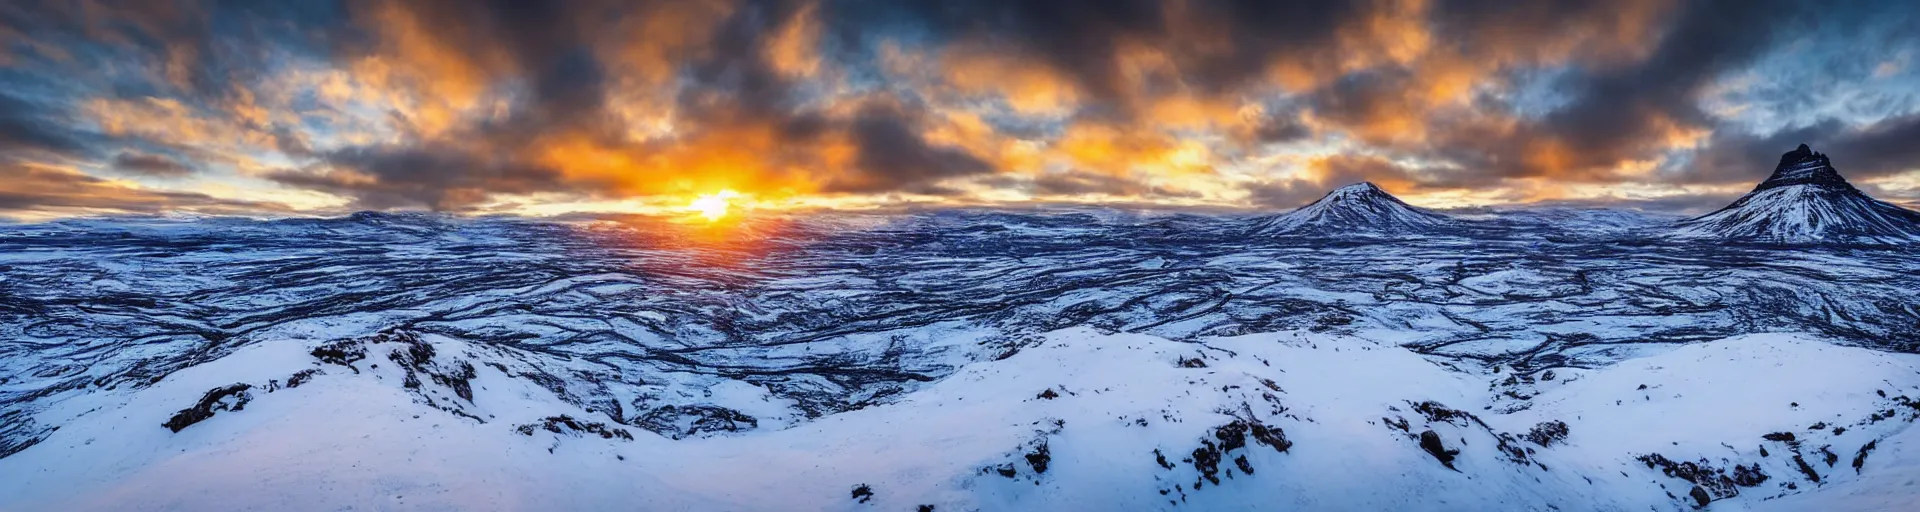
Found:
1674,144 -> 1920,243
1251,182 -> 1454,236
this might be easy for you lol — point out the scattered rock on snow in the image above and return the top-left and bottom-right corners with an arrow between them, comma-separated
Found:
161,383 -> 253,433
1418,430 -> 1459,470
514,415 -> 634,441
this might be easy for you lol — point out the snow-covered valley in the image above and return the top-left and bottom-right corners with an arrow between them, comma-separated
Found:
4,186 -> 1920,510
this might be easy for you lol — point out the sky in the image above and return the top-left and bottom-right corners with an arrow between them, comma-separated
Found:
3,0 -> 1920,220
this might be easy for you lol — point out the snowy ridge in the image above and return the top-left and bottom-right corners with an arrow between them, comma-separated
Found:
6,328 -> 1920,511
1674,144 -> 1920,243
1250,182 -> 1456,236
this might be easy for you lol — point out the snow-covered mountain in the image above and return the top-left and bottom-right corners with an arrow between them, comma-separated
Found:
1674,144 -> 1920,243
1250,182 -> 1456,236
2,208 -> 1918,510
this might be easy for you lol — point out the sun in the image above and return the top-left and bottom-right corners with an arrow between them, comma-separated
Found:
688,190 -> 741,222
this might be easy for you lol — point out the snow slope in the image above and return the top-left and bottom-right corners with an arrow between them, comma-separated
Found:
5,328 -> 1919,511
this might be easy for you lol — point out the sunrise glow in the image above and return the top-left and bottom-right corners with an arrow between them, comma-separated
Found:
689,190 -> 742,222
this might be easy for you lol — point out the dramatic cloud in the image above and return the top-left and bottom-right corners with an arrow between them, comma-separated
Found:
0,90 -> 91,158
109,152 -> 193,177
1,163 -> 285,216
1,0 -> 1917,216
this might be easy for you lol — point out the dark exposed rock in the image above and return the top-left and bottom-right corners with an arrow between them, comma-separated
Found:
1181,418 -> 1290,487
1636,453 -> 1755,505
1233,454 -> 1254,475
1191,439 -> 1225,484
1213,421 -> 1249,452
1036,389 -> 1059,400
1249,422 -> 1291,453
162,383 -> 253,433
1411,401 -> 1471,426
1178,357 -> 1208,368
1024,441 -> 1051,474
383,331 -> 478,402
850,484 -> 873,504
1854,440 -> 1878,474
636,405 -> 759,440
284,369 -> 322,389
1688,486 -> 1712,508
310,339 -> 367,369
1524,420 -> 1570,447
514,415 -> 634,441
1731,464 -> 1769,487
1419,430 -> 1459,470
1493,432 -> 1533,465
1154,448 -> 1175,469
1792,454 -> 1821,483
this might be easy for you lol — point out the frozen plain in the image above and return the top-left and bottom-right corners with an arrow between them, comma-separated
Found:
3,193 -> 1920,510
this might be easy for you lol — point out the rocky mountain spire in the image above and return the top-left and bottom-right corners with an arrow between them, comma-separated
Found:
1753,143 -> 1855,192
1673,144 -> 1920,243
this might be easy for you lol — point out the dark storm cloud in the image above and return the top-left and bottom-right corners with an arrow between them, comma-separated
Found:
335,0 -> 619,127
0,0 -> 341,99
1361,0 -> 1817,190
1674,122 -> 1836,185
1026,170 -> 1200,199
1678,112 -> 1920,186
1311,154 -> 1447,189
831,0 -> 1363,102
0,90 -> 90,158
1243,180 -> 1325,210
1527,0 -> 1803,168
679,0 -> 811,121
1527,191 -> 1746,215
829,103 -> 993,194
109,151 -> 193,177
1030,172 -> 1144,196
266,145 -> 569,211
1823,113 -> 1920,179
264,0 -> 998,206
1244,155 -> 1469,210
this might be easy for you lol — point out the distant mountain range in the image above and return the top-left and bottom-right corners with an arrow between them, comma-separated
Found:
1253,144 -> 1920,244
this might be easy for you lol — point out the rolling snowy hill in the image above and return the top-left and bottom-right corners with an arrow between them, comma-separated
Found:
1674,144 -> 1920,243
